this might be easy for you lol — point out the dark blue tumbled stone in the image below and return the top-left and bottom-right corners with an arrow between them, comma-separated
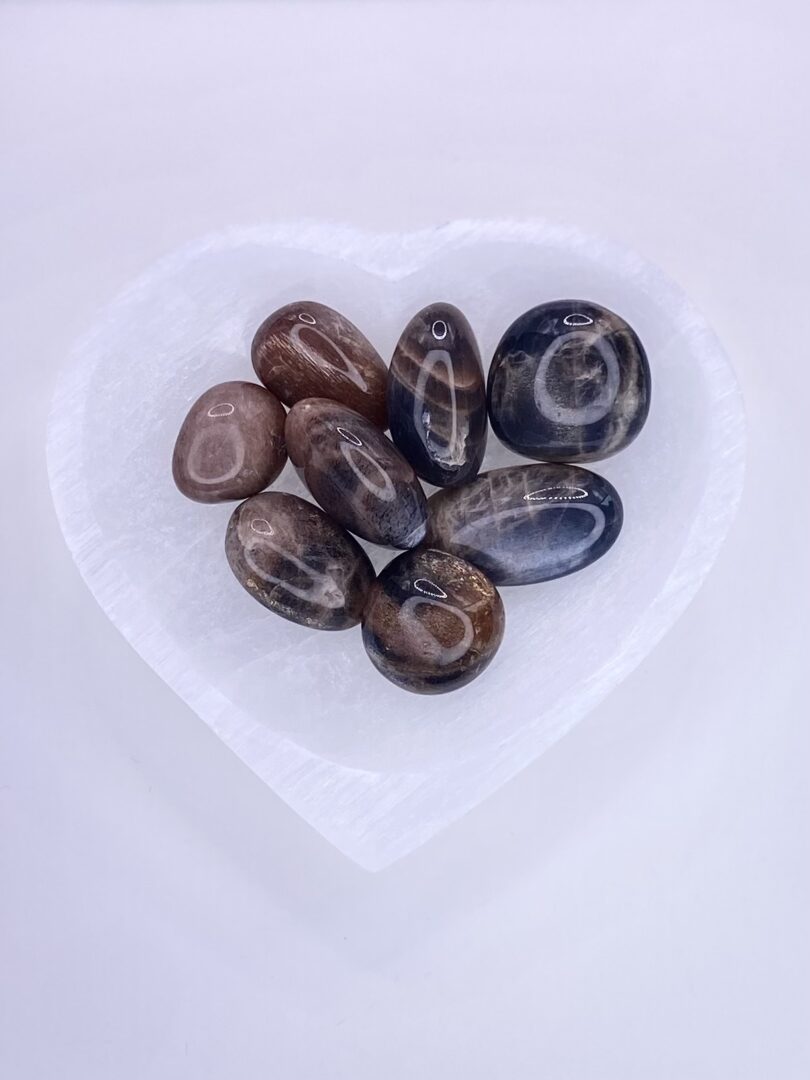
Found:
427,462 -> 623,585
487,300 -> 650,462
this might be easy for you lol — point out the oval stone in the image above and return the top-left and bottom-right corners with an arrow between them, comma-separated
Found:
172,380 -> 287,503
388,302 -> 487,487
286,398 -> 428,549
488,300 -> 651,462
225,491 -> 374,630
251,300 -> 388,428
427,462 -> 623,585
362,548 -> 505,694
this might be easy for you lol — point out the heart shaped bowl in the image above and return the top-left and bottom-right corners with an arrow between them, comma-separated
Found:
47,220 -> 745,870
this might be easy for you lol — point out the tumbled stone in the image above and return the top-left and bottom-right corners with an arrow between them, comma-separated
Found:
225,491 -> 374,630
251,300 -> 388,428
387,302 -> 487,487
488,300 -> 650,462
286,398 -> 428,549
362,547 -> 505,694
427,462 -> 622,585
172,380 -> 286,503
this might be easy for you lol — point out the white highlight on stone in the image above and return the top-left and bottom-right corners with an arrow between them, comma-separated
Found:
336,426 -> 363,447
414,578 -> 448,599
207,401 -> 235,418
524,486 -> 589,502
250,517 -> 274,536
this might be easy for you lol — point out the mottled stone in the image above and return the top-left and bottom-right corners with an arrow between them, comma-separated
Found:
172,381 -> 286,503
387,302 -> 487,487
286,398 -> 428,549
362,548 -> 505,694
225,491 -> 374,630
427,462 -> 622,585
252,300 -> 388,428
488,300 -> 650,462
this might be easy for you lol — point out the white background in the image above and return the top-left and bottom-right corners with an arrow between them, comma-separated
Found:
1,3 -> 807,1078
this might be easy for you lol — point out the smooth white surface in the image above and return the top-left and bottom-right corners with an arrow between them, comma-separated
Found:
1,2 -> 808,1077
48,220 -> 743,868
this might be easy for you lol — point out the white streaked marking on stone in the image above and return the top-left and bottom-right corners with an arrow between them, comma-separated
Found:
533,330 -> 620,427
453,501 -> 607,564
244,535 -> 346,609
399,596 -> 474,666
290,322 -> 369,391
339,442 -> 397,502
186,427 -> 245,485
413,349 -> 465,467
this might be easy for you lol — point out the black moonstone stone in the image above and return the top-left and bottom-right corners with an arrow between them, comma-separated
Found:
251,300 -> 388,428
427,462 -> 623,586
387,303 -> 487,487
285,398 -> 428,549
172,381 -> 287,503
225,491 -> 374,630
362,547 -> 505,694
487,300 -> 651,462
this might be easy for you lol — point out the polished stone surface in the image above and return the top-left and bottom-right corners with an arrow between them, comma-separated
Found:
427,462 -> 623,585
225,491 -> 374,630
488,300 -> 650,462
252,300 -> 388,428
362,547 -> 505,694
387,302 -> 487,487
172,380 -> 286,503
286,398 -> 428,548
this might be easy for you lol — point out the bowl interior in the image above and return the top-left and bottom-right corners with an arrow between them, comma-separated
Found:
48,222 -> 744,866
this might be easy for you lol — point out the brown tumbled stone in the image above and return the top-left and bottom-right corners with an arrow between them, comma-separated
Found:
251,301 -> 388,428
285,398 -> 428,549
225,491 -> 374,630
362,547 -> 505,694
172,380 -> 286,503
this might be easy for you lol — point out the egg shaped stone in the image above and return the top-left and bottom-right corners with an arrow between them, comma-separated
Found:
387,302 -> 487,487
285,398 -> 428,549
172,380 -> 287,503
251,300 -> 388,428
362,547 -> 505,694
225,491 -> 374,630
488,300 -> 651,462
427,462 -> 622,585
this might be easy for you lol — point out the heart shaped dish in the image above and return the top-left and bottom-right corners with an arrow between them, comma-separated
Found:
47,220 -> 745,870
